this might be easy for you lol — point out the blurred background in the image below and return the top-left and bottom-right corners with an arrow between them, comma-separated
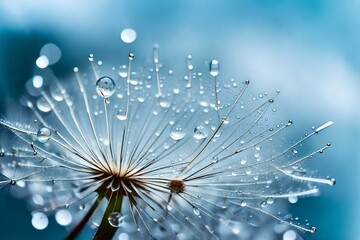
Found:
0,0 -> 358,239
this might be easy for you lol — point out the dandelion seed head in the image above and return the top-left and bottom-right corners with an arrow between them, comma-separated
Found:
0,44 -> 335,239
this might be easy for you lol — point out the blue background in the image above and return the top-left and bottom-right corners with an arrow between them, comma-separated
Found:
0,1 -> 359,239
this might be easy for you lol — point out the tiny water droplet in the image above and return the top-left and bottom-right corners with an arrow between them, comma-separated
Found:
159,96 -> 170,108
170,125 -> 186,141
96,76 -> 116,98
193,208 -> 200,216
37,127 -> 51,143
167,205 -> 173,211
108,212 -> 126,228
117,109 -> 127,121
193,125 -> 208,140
128,53 -> 134,61
119,65 -> 128,78
79,204 -> 85,210
209,60 -> 220,77
88,54 -> 94,62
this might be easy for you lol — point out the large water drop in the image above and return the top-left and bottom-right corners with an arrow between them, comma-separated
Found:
170,125 -> 186,141
96,76 -> 116,98
193,125 -> 208,140
108,212 -> 126,228
37,127 -> 51,143
31,212 -> 49,230
209,60 -> 220,77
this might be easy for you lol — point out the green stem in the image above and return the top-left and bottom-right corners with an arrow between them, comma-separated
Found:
65,194 -> 105,240
93,195 -> 123,240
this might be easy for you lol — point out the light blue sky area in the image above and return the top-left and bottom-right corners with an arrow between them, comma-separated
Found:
0,1 -> 359,239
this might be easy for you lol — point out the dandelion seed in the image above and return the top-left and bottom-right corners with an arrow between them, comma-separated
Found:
0,46 -> 334,239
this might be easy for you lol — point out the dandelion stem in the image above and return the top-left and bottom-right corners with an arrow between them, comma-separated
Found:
65,193 -> 105,240
93,194 -> 123,240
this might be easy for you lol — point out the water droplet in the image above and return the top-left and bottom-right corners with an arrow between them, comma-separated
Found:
193,208 -> 200,216
159,96 -> 170,108
96,76 -> 116,98
10,179 -> 16,185
310,226 -> 316,233
240,200 -> 247,207
31,212 -> 49,230
260,201 -> 267,207
120,28 -> 137,43
245,79 -> 250,85
209,60 -> 220,77
37,97 -> 51,112
36,55 -> 49,69
79,204 -> 85,210
37,127 -> 51,143
267,197 -> 275,205
128,53 -> 134,61
108,212 -> 126,228
288,196 -> 298,204
55,209 -> 72,226
88,54 -> 94,62
111,180 -> 120,192
167,205 -> 173,211
193,125 -> 208,140
119,65 -> 128,78
170,125 -> 186,141
330,178 -> 336,186
240,159 -> 247,165
283,230 -> 297,240
117,109 -> 127,121
32,76 -> 43,88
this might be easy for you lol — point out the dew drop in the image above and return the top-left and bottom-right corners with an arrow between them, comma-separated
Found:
55,209 -> 72,226
96,76 -> 116,98
120,28 -> 137,43
79,204 -> 85,210
88,54 -> 94,62
193,208 -> 200,216
193,125 -> 208,140
209,60 -> 220,77
288,196 -> 298,204
111,180 -> 120,192
32,76 -> 43,88
31,212 -> 49,230
267,197 -> 275,205
167,205 -> 173,211
117,109 -> 127,121
170,125 -> 186,141
36,97 -> 51,112
37,127 -> 51,143
108,212 -> 126,228
159,96 -> 170,108
283,230 -> 297,240
119,65 -> 128,78
128,53 -> 134,61
36,56 -> 49,69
